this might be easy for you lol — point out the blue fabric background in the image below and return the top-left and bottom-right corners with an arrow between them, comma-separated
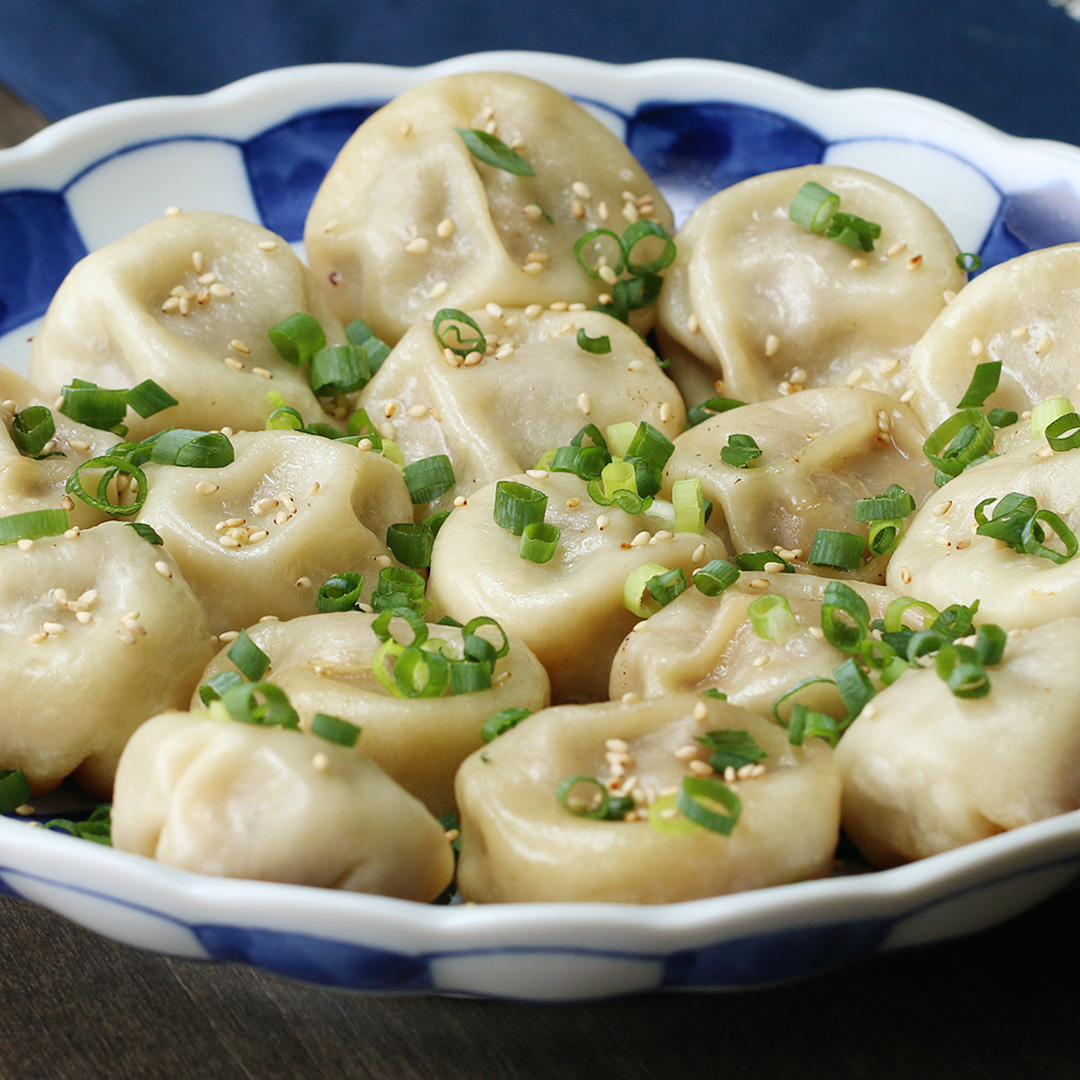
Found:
1,0 -> 1080,146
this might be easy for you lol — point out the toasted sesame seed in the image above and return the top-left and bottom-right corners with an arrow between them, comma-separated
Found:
524,304 -> 543,319
295,576 -> 312,589
494,343 -> 515,360
195,480 -> 219,496
692,543 -> 707,564
248,530 -> 269,543
209,283 -> 233,298
26,631 -> 47,645
899,388 -> 915,404
17,539 -> 33,551
763,334 -> 780,358
549,301 -> 569,312
405,236 -> 430,255
428,280 -> 449,300
251,367 -> 273,380
808,626 -> 825,640
165,206 -> 182,217
596,514 -> 610,530
257,240 -> 279,253
932,500 -> 953,517
463,350 -> 483,366
570,199 -> 585,220
630,530 -> 651,547
622,202 -> 639,223
906,254 -> 923,270
1010,326 -> 1029,339
374,554 -> 392,568
956,538 -> 972,550
1036,334 -> 1054,355
650,530 -> 674,544
688,759 -> 714,777
436,217 -> 455,238
42,621 -> 65,636
161,296 -> 181,313
441,348 -> 462,368
900,566 -> 912,584
523,203 -> 543,220
849,257 -> 870,270
845,367 -> 866,387
577,392 -> 592,415
117,628 -> 137,645
571,180 -> 592,200
229,339 -> 251,355
219,535 -> 241,549
522,261 -> 545,275
748,578 -> 771,591
935,535 -> 951,547
878,357 -> 900,375
886,241 -> 907,256
406,404 -> 429,419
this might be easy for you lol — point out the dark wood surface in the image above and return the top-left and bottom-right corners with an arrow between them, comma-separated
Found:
2,86 -> 1080,1080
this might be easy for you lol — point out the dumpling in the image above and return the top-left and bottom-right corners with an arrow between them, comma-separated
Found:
611,572 -> 904,718
663,387 -> 935,584
886,437 -> 1080,629
427,471 -> 727,702
358,307 -> 685,512
134,430 -> 413,633
193,610 -> 551,815
657,165 -> 965,404
29,210 -> 348,439
906,243 -> 1080,430
111,709 -> 454,901
0,521 -> 214,797
837,617 -> 1080,867
455,693 -> 841,903
305,71 -> 674,344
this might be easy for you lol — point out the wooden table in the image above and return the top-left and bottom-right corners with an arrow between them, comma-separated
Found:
1,86 -> 1078,1080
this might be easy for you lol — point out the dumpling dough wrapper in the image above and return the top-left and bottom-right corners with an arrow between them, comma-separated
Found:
455,693 -> 841,903
112,709 -> 454,901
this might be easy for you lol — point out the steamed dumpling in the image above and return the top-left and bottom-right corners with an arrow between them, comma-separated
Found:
886,437 -> 1080,628
906,244 -> 1080,430
0,521 -> 214,797
611,573 -> 905,718
305,71 -> 673,343
29,210 -> 348,439
358,307 -> 685,512
837,617 -> 1080,867
135,430 -> 413,633
663,387 -> 935,584
455,693 -> 840,903
111,709 -> 454,900
194,610 -> 551,815
657,165 -> 965,404
427,471 -> 726,702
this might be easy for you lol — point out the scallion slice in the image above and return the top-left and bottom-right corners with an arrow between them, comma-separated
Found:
125,379 -> 179,419
646,567 -> 687,609
316,572 -> 365,613
12,406 -> 57,458
720,433 -> 762,469
956,361 -> 1002,409
771,676 -> 837,728
789,181 -> 841,234
988,408 -> 1019,429
345,318 -> 391,373
748,594 -> 796,642
732,551 -> 795,573
198,669 -> 246,706
269,312 -> 326,366
402,454 -> 455,504
832,657 -> 876,720
576,329 -> 611,355
449,659 -> 493,695
623,560 -> 671,617
625,421 -> 675,473
956,252 -> 983,272
923,409 -> 995,483
573,229 -> 627,279
787,703 -> 841,747
267,405 -> 305,431
686,396 -> 747,428
672,478 -> 705,533
371,566 -> 430,615
519,520 -> 560,563
695,729 -> 766,772
1045,412 -> 1080,452
935,644 -> 991,699
555,775 -> 631,820
227,628 -> 271,682
221,682 -> 299,728
127,522 -> 163,545
481,707 -> 532,743
394,645 -> 451,698
65,455 -> 147,516
1031,397 -> 1073,441
820,581 -> 871,653
975,624 -> 1007,667
0,768 -> 31,813
854,484 -> 916,523
309,344 -> 372,396
59,382 -> 129,433
808,529 -> 865,570
455,128 -> 535,176
883,596 -> 940,633
622,220 -> 676,275
386,521 -> 435,568
676,777 -> 741,835
462,615 -> 510,661
1022,509 -> 1078,564
146,429 -> 234,468
311,712 -> 361,747
0,508 -> 70,546
433,308 -> 486,358
493,480 -> 548,535
693,559 -> 740,596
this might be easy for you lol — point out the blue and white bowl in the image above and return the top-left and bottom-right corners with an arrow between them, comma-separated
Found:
2,53 -> 1080,1000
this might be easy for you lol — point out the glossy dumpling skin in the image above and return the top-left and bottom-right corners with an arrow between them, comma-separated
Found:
0,366 -> 116,530
427,471 -> 726,703
657,165 -> 965,403
111,710 -> 454,900
194,610 -> 551,815
837,618 -> 1080,868
135,430 -> 413,634
28,210 -> 348,439
0,522 -> 214,797
906,244 -> 1080,430
886,439 -> 1080,629
455,693 -> 840,903
304,71 -> 673,344
663,387 -> 935,584
358,308 -> 685,513
611,573 -> 905,718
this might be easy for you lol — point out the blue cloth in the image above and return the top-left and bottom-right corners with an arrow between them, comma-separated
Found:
2,0 -> 1080,147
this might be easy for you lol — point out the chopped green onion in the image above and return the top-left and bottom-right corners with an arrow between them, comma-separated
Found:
1023,509 -> 1078,564
221,682 -> 299,728
672,478 -> 705,533
623,560 -> 671,617
394,645 -> 450,698
988,408 -> 1019,429
855,484 -> 916,523
518,521 -> 560,563
493,480 -> 548,535
732,551 -> 795,573
145,429 -> 234,468
311,712 -> 361,747
433,308 -> 486,358
598,459 -> 638,498
771,676 -> 838,727
747,594 -> 796,642
227,628 -> 271,682
646,793 -> 701,835
1032,397 -> 1074,441
789,181 -> 841,234
676,776 -> 741,835
270,313 -> 326,365
832,657 -> 876,719
12,406 -> 57,458
826,212 -> 881,252
696,729 -> 766,772
625,421 -> 675,473
481,707 -> 532,743
605,422 -> 637,459
555,775 -> 632,820
371,566 -> 430,615
975,492 -> 1077,563
646,567 -> 687,609
0,768 -> 32,813
402,454 -> 455,504
59,381 -> 129,433
198,669 -> 247,705
346,407 -> 384,451
309,344 -> 372,396
316,572 -> 365,613
573,229 -> 626,279
65,455 -> 147,516
808,529 -> 865,570
462,616 -> 510,661
686,396 -> 746,428
933,599 -> 980,639
693,559 -> 740,596
449,659 -> 493,694
125,379 -> 179,419
820,581 -> 871,653
867,518 -> 904,556
267,405 -> 305,431
787,704 -> 841,747
883,596 -> 940,633
0,508 -> 70,546
975,624 -> 1007,666
373,606 -> 429,647
42,804 -> 112,844
386,522 -> 434,568
622,220 -> 677,275
576,329 -> 611,355
701,688 -> 727,700
1045,412 -> 1080,452
956,361 -> 1002,409
455,128 -> 535,176
935,644 -> 991,698
956,252 -> 983,272
424,510 -> 450,539
127,522 -> 163,545
923,409 -> 995,483
720,433 -> 762,468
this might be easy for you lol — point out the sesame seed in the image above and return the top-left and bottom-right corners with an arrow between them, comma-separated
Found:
1037,445 -> 1054,459
248,530 -> 269,543
312,751 -> 331,772
752,654 -> 770,668
956,538 -> 971,550
529,251 -> 551,264
692,543 -> 707,564
26,632 -> 47,645
177,297 -> 190,315
674,744 -> 699,762
117,629 -> 137,645
571,199 -> 585,220
257,240 -> 279,252
252,367 -> 272,379
650,530 -> 674,544
1011,326 -> 1029,339
748,578 -> 771,591
762,561 -> 786,573
932,500 -> 953,517
1036,334 -> 1054,355
943,289 -> 957,304
808,626 -> 825,640
630,530 -> 651,547
165,206 -> 182,217
886,241 -> 907,256
596,514 -> 610,531
436,218 -> 455,238
688,759 -> 714,777
374,554 -> 392,568
195,480 -> 219,496
219,535 -> 241,549
736,764 -> 757,780
900,566 -> 912,584
622,202 -> 639,224
229,339 -> 251,355
61,495 -> 76,512
17,539 -> 33,551
571,181 -> 592,200
522,261 -> 545,275
524,304 -> 543,319
906,254 -> 923,270
197,272 -> 216,286
878,357 -> 900,375
598,264 -> 618,286
849,257 -> 870,270
764,334 -> 780,358
523,203 -> 543,220
406,404 -> 429,419
161,296 -> 181,313
42,622 -> 65,636
598,201 -> 609,221
399,120 -> 412,136
494,343 -> 515,360
969,337 -> 984,356
550,301 -> 569,312
789,367 -> 808,385
577,392 -> 592,415
441,348 -> 461,368
223,356 -> 244,371
428,280 -> 449,300
846,367 -> 866,387
899,388 -> 915,404
64,527 -> 81,540
463,351 -> 483,366
295,576 -> 312,589
380,420 -> 396,439
209,283 -> 233,298
935,535 -> 951,547
692,701 -> 708,722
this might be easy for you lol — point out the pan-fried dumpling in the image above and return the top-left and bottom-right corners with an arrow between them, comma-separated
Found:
836,617 -> 1080,867
657,165 -> 965,404
427,471 -> 726,702
134,430 -> 413,633
0,365 -> 115,530
0,521 -> 214,797
906,243 -> 1080,430
28,210 -> 348,439
358,307 -> 685,512
886,438 -> 1080,629
111,709 -> 454,900
455,693 -> 840,903
305,71 -> 674,344
193,610 -> 551,815
663,387 -> 935,584
611,573 -> 905,718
